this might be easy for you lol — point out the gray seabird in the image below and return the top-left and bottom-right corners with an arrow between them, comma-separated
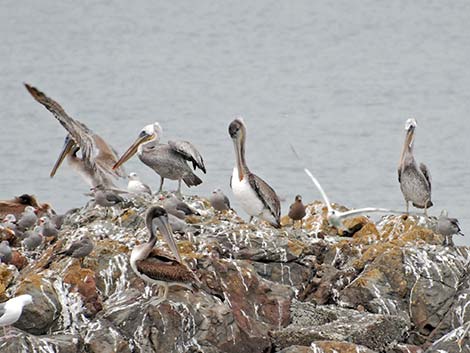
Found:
24,84 -> 126,188
209,189 -> 231,211
0,241 -> 12,264
58,236 -> 94,262
113,122 -> 206,194
130,206 -> 199,305
398,118 -> 432,215
437,209 -> 464,245
0,294 -> 33,336
127,172 -> 152,195
17,206 -> 37,232
228,118 -> 281,228
91,184 -> 125,208
22,226 -> 43,250
162,194 -> 199,219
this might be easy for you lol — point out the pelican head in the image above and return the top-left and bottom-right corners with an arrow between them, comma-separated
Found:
405,118 -> 417,131
146,206 -> 183,263
51,135 -> 79,178
228,117 -> 246,140
113,123 -> 161,170
404,118 -> 417,149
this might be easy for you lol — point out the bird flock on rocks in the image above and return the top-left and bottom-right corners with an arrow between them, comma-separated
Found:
0,83 -> 464,336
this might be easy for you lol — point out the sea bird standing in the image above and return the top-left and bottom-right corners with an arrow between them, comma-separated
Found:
228,118 -> 281,228
288,195 -> 306,228
130,206 -> 198,305
398,118 -> 432,215
113,123 -> 205,194
24,83 -> 126,188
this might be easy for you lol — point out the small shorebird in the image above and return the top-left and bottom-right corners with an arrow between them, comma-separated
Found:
130,206 -> 199,305
24,83 -> 126,188
288,195 -> 306,228
127,172 -> 152,195
0,294 -> 33,337
228,118 -> 281,228
113,122 -> 206,194
398,118 -> 432,215
209,189 -> 231,211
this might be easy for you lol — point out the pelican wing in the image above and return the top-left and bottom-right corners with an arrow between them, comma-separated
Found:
24,84 -> 96,169
419,163 -> 432,190
136,254 -> 195,282
248,173 -> 281,222
168,140 -> 206,173
304,168 -> 332,212
338,207 -> 398,220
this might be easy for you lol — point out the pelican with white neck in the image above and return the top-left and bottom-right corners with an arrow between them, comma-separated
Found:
228,118 -> 281,228
113,123 -> 206,194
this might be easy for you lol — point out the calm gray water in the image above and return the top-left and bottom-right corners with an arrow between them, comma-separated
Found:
1,1 -> 469,244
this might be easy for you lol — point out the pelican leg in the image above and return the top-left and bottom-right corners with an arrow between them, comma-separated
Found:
405,201 -> 409,214
424,200 -> 429,218
177,180 -> 182,196
150,284 -> 169,306
158,177 -> 165,193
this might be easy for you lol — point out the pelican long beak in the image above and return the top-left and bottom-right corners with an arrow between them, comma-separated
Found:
155,216 -> 183,264
405,127 -> 415,148
113,134 -> 154,170
50,138 -> 76,177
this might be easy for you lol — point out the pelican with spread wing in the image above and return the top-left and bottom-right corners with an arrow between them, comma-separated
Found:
112,122 -> 206,194
24,83 -> 125,188
304,168 -> 403,229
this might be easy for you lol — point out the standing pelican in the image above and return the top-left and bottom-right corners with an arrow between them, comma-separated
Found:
113,123 -> 205,194
398,118 -> 432,215
24,83 -> 126,188
228,118 -> 281,228
130,206 -> 199,305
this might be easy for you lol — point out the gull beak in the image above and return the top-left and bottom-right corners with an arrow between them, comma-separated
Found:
113,133 -> 154,170
51,137 -> 76,177
155,216 -> 183,264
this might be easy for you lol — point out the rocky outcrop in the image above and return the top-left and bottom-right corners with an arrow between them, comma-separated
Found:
0,194 -> 468,352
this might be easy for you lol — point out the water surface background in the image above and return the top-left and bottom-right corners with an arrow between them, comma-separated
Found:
1,1 -> 469,244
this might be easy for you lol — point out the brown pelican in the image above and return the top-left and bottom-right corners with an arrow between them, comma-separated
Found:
288,195 -> 306,228
113,123 -> 206,194
398,118 -> 432,215
24,83 -> 126,188
228,118 -> 281,228
0,194 -> 40,219
130,206 -> 198,305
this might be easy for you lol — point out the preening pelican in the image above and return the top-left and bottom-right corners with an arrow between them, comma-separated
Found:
113,123 -> 206,194
24,83 -> 126,188
130,206 -> 199,305
398,118 -> 432,215
228,118 -> 281,228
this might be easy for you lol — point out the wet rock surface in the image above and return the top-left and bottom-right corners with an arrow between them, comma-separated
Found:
0,193 -> 468,352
